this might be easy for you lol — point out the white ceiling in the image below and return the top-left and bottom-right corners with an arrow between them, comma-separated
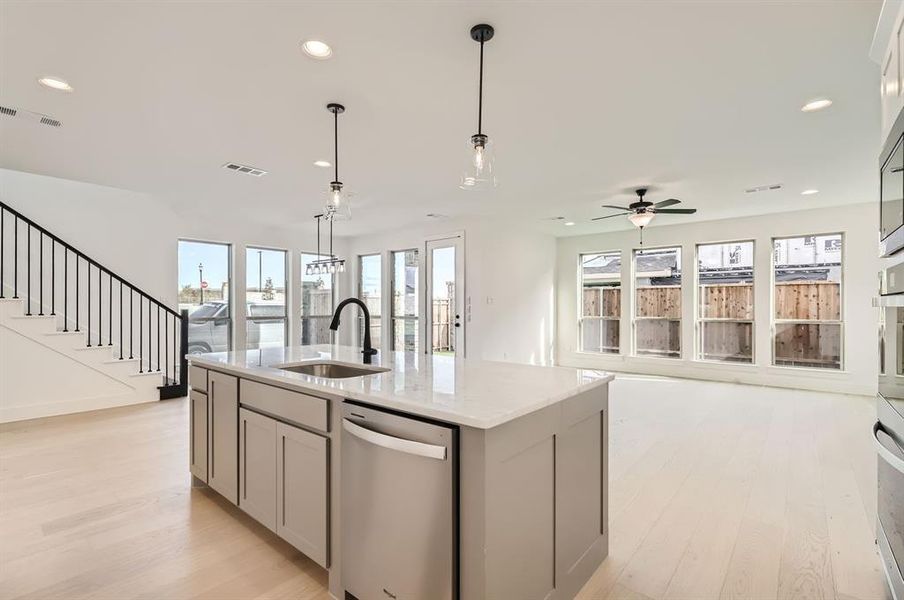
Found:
0,1 -> 881,238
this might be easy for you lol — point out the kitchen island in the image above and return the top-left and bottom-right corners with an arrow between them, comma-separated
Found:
187,344 -> 612,600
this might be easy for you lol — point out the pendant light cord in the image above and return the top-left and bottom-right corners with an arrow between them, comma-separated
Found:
316,216 -> 321,257
329,218 -> 334,258
333,109 -> 339,183
477,39 -> 484,135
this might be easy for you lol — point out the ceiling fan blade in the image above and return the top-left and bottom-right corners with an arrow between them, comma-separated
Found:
591,212 -> 630,221
654,208 -> 697,214
653,198 -> 680,208
601,204 -> 632,211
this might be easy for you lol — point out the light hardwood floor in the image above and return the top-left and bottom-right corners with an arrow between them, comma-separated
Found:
0,376 -> 890,600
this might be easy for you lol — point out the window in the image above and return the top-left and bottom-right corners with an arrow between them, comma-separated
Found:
391,249 -> 419,352
772,234 -> 842,369
246,247 -> 287,349
178,240 -> 232,354
300,253 -> 334,345
358,254 -> 382,350
696,241 -> 754,363
633,247 -> 681,358
579,252 -> 621,353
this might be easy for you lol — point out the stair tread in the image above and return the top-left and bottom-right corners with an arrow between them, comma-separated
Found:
44,331 -> 85,336
9,314 -> 56,320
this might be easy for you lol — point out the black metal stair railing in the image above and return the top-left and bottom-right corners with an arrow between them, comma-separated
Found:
0,200 -> 188,400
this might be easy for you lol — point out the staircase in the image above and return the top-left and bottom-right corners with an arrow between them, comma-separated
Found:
0,200 -> 187,421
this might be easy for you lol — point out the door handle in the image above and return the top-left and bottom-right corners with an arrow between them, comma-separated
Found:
874,421 -> 904,475
342,418 -> 446,460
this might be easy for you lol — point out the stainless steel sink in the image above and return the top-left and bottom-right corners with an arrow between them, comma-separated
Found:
276,361 -> 389,379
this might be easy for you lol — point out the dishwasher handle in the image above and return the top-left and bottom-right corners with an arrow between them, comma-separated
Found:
343,418 -> 447,460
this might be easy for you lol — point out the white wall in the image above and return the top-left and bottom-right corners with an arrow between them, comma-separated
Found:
0,168 -> 555,372
340,218 -> 557,365
556,203 -> 879,396
0,168 -> 351,351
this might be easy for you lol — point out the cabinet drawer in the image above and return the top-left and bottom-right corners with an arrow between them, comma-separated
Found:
240,380 -> 328,433
189,365 -> 208,393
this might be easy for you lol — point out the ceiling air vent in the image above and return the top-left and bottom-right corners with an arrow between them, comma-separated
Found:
222,162 -> 268,177
745,183 -> 783,194
0,105 -> 62,127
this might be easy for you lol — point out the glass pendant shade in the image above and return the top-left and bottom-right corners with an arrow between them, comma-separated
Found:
324,181 -> 352,220
459,134 -> 497,190
628,212 -> 655,228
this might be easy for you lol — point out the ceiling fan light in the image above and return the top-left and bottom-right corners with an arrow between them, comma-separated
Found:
628,212 -> 655,228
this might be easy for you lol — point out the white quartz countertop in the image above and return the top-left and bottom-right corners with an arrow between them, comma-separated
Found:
187,345 -> 613,429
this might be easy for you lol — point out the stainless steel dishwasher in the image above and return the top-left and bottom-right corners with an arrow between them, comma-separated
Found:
341,401 -> 458,600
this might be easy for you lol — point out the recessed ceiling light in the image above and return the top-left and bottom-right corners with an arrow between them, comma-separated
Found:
302,40 -> 332,59
801,189 -> 819,195
37,76 -> 72,92
801,98 -> 832,112
564,221 -> 575,226
313,160 -> 331,168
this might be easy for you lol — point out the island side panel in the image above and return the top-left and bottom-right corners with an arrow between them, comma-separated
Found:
485,403 -> 560,600
327,396 -> 343,600
464,383 -> 609,600
459,426 -> 487,600
554,384 -> 609,599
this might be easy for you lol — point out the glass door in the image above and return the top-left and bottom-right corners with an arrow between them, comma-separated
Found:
426,236 -> 464,356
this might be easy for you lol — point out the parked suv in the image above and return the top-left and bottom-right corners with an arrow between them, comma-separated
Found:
187,301 -> 286,354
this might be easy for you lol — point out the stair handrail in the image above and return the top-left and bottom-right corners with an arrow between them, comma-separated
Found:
0,200 -> 180,317
1,199 -> 188,398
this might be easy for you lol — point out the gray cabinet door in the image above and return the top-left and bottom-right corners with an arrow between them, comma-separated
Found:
276,421 -> 329,568
208,371 -> 238,504
239,408 -> 277,531
189,390 -> 208,482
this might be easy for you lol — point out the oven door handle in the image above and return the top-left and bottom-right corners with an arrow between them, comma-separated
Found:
874,421 -> 904,475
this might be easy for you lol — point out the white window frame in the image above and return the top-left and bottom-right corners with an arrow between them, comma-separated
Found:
632,245 -> 683,359
357,253 -> 383,350
577,251 -> 622,355
390,248 -> 420,352
694,240 -> 755,364
770,232 -> 844,371
300,251 -> 336,345
178,238 -> 234,352
245,245 -> 288,350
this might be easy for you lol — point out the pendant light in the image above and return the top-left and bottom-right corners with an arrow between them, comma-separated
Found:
324,102 -> 351,220
460,24 -> 497,190
305,214 -> 346,276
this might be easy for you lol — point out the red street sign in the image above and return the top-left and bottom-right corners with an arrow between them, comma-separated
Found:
200,281 -> 208,289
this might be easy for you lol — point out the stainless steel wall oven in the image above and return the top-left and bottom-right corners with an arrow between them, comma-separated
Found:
877,257 -> 904,599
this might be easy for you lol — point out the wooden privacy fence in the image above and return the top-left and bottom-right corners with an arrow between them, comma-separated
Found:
582,282 -> 840,320
432,299 -> 453,352
582,281 -> 841,365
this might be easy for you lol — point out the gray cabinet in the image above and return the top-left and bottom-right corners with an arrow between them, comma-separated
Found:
189,390 -> 208,482
208,371 -> 238,504
239,408 -> 277,531
277,421 -> 329,568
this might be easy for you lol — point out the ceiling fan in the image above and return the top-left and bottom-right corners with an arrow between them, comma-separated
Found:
593,187 -> 696,226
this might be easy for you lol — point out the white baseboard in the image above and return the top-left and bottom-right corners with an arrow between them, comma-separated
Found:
0,390 -> 158,423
